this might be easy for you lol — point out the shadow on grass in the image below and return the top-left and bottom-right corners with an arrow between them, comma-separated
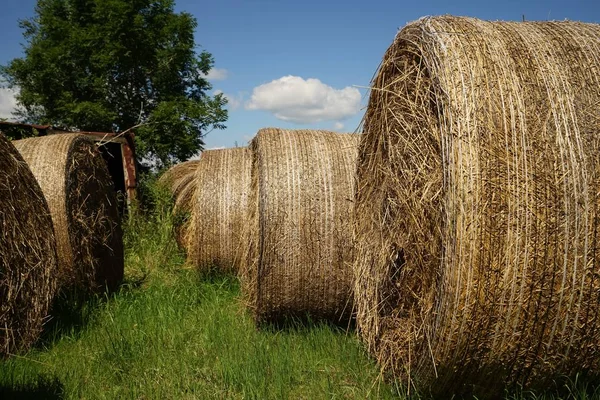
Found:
525,373 -> 600,400
197,268 -> 240,288
258,312 -> 356,335
36,293 -> 103,348
193,265 -> 358,334
0,375 -> 64,399
118,273 -> 149,292
415,367 -> 600,399
36,280 -> 134,349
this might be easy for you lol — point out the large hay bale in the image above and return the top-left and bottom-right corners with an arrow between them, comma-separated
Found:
241,128 -> 359,324
158,160 -> 200,201
187,148 -> 251,273
158,160 -> 201,248
13,134 -> 124,293
0,132 -> 58,355
353,16 -> 600,397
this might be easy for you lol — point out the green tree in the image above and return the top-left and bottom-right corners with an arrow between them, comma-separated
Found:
2,0 -> 227,167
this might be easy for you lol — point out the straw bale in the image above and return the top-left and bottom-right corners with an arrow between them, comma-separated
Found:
353,16 -> 600,397
172,180 -> 199,249
187,148 -> 250,273
241,128 -> 359,324
0,132 -> 58,355
158,160 -> 200,201
158,160 -> 200,248
13,134 -> 124,293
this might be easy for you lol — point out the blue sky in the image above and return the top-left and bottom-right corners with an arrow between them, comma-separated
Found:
0,0 -> 599,149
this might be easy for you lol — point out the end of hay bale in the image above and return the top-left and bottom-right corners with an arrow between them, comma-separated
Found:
69,137 -> 124,292
0,132 -> 59,356
158,160 -> 201,252
240,128 -> 359,325
187,147 -> 251,274
353,16 -> 600,397
13,134 -> 124,295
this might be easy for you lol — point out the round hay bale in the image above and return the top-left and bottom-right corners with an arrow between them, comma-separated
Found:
354,16 -> 600,397
158,160 -> 200,199
187,147 -> 251,273
13,133 -> 124,294
240,128 -> 359,324
158,160 -> 200,249
0,132 -> 58,356
172,179 -> 199,249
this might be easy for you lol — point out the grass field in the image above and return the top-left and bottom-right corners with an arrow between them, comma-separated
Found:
0,185 -> 398,399
0,183 -> 597,399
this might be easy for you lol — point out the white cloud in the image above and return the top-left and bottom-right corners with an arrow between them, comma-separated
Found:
246,75 -> 361,124
333,122 -> 344,130
214,90 -> 244,111
203,68 -> 228,81
0,88 -> 18,120
224,94 -> 242,111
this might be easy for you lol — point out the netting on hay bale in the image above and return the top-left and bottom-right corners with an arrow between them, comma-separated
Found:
240,128 -> 360,325
13,133 -> 124,294
158,160 -> 200,202
158,160 -> 200,249
353,16 -> 600,397
0,132 -> 58,356
187,148 -> 251,273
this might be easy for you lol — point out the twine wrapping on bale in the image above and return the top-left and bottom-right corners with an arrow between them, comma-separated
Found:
13,134 -> 124,294
241,128 -> 359,324
158,160 -> 200,248
353,16 -> 600,397
187,148 -> 250,273
0,132 -> 58,356
158,160 -> 200,203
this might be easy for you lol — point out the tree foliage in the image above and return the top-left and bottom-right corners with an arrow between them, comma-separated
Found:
2,0 -> 227,166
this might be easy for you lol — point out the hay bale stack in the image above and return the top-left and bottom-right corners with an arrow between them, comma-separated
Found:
13,134 -> 124,293
241,128 -> 359,324
187,148 -> 251,273
0,132 -> 58,356
158,160 -> 200,248
353,16 -> 600,397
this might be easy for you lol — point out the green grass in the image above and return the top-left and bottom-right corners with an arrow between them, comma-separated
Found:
0,270 -> 397,399
0,180 -> 598,399
0,181 -> 396,399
